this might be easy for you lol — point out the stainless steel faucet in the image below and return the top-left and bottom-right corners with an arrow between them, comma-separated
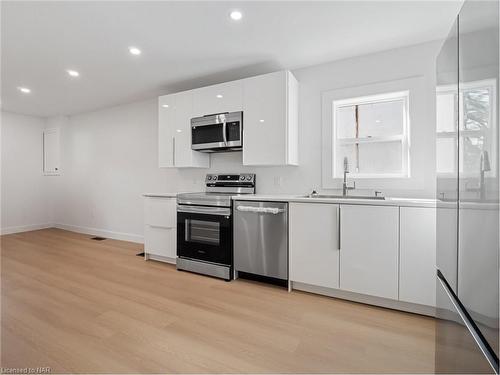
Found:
342,157 -> 356,196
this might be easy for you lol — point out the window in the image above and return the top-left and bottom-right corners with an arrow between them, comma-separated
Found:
332,91 -> 410,178
436,79 -> 497,176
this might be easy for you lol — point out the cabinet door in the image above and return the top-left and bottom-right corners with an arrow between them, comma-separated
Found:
158,93 -> 209,168
158,95 -> 175,168
340,205 -> 399,299
173,91 -> 197,167
144,226 -> 176,259
242,71 -> 287,165
290,203 -> 339,289
192,80 -> 243,116
400,207 -> 436,306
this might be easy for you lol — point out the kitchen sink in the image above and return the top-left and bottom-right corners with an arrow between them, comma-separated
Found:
302,194 -> 386,200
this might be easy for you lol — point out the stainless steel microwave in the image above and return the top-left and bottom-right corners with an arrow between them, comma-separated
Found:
191,111 -> 243,152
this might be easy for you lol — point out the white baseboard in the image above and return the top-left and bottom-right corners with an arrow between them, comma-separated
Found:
291,281 -> 436,317
145,253 -> 176,265
0,223 -> 54,235
54,223 -> 144,244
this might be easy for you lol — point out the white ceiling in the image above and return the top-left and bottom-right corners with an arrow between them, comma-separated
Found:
1,1 -> 462,118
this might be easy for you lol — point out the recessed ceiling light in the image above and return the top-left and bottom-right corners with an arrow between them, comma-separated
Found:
216,94 -> 223,98
162,104 -> 169,108
230,10 -> 243,21
176,129 -> 182,133
17,87 -> 31,94
129,46 -> 142,55
66,69 -> 80,77
259,119 -> 265,123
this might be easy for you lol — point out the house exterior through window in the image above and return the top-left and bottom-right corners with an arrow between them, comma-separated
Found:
436,79 -> 497,177
332,91 -> 410,178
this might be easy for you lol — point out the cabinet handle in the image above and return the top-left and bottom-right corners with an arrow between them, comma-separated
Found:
338,206 -> 341,250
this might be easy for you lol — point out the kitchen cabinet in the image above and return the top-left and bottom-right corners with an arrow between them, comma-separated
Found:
242,70 -> 298,166
289,203 -> 340,289
192,80 -> 243,117
158,70 -> 298,168
43,128 -> 60,175
158,92 -> 209,168
399,207 -> 436,306
144,196 -> 177,263
339,205 -> 399,299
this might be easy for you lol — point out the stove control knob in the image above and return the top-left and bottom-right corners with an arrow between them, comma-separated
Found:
207,176 -> 212,180
240,176 -> 245,181
213,176 -> 217,180
246,175 -> 252,181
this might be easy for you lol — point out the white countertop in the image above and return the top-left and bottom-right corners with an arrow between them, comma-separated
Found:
143,193 -> 177,198
232,194 -> 437,208
142,192 -> 437,207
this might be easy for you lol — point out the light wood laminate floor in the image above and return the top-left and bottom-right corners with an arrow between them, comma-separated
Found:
1,228 -> 436,373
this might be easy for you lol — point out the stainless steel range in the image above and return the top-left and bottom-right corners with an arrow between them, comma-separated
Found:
176,174 -> 256,280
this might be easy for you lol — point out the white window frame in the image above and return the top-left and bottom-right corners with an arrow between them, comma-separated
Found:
436,78 -> 497,178
321,76 -> 428,191
332,90 -> 410,179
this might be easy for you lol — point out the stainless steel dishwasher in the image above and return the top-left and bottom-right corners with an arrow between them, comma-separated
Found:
233,200 -> 288,280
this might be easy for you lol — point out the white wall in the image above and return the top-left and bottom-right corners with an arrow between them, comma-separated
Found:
37,41 -> 441,241
1,111 -> 53,233
184,41 -> 440,197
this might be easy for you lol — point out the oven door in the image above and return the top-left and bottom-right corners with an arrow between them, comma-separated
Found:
177,205 -> 232,265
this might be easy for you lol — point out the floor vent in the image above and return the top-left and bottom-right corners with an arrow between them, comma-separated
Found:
91,236 -> 106,241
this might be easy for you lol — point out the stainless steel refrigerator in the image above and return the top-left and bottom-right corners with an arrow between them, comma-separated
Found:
435,0 -> 499,373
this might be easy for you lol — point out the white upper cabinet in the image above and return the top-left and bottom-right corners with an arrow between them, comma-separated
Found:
242,70 -> 299,166
158,70 -> 298,168
339,205 -> 399,300
43,128 -> 60,175
158,92 -> 209,168
399,207 -> 436,307
289,203 -> 340,289
192,80 -> 243,117
158,95 -> 175,168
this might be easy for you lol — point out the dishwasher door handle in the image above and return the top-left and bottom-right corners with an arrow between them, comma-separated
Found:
236,205 -> 285,215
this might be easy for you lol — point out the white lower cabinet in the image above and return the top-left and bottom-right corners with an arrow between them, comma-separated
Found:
399,207 -> 436,306
143,196 -> 177,263
144,226 -> 176,259
339,205 -> 399,300
289,203 -> 340,289
289,201 -> 436,313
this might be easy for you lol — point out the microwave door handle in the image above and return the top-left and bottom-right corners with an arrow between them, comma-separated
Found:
222,119 -> 227,146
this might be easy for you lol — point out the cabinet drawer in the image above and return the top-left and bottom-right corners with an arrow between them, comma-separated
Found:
144,198 -> 176,228
144,225 -> 176,259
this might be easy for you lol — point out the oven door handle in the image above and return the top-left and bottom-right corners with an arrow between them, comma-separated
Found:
177,205 -> 231,216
